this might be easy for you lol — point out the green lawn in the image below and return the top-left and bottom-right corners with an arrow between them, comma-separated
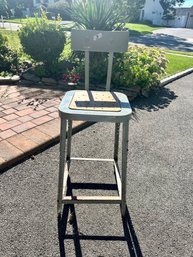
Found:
0,29 -> 21,51
165,54 -> 193,77
125,23 -> 164,36
164,49 -> 193,57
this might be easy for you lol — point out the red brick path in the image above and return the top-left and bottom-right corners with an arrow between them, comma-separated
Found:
0,85 -> 84,171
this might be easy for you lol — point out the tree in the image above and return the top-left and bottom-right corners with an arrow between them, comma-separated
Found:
0,0 -> 9,17
6,0 -> 34,17
160,0 -> 185,20
107,0 -> 146,22
126,0 -> 145,22
47,0 -> 72,20
7,0 -> 33,9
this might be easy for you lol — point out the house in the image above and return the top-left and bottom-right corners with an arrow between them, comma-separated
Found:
140,0 -> 193,28
166,6 -> 193,28
140,0 -> 164,26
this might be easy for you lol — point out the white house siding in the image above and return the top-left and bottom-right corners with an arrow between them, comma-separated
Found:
164,7 -> 193,28
187,15 -> 193,28
162,16 -> 187,27
140,0 -> 164,25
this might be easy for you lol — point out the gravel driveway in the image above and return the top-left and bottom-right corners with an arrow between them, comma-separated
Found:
1,73 -> 193,257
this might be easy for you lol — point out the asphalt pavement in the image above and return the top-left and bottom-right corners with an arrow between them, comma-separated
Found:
154,28 -> 193,43
1,73 -> 193,256
130,28 -> 193,52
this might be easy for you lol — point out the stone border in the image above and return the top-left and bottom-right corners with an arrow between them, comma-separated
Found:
0,75 -> 20,84
1,67 -> 193,89
160,68 -> 193,86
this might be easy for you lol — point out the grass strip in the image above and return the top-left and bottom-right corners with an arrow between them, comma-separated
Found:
165,54 -> 193,77
125,23 -> 165,36
164,49 -> 193,57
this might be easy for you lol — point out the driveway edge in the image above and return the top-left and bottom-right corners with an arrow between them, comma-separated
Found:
161,67 -> 193,86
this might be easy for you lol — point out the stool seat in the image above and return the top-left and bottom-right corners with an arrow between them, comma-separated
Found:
59,90 -> 132,123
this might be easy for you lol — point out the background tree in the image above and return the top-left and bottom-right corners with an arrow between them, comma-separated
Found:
7,0 -> 34,17
0,0 -> 9,17
160,0 -> 185,21
126,0 -> 145,22
47,0 -> 72,20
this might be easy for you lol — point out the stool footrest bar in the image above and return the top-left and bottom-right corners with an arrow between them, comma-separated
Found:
71,157 -> 114,162
62,195 -> 121,204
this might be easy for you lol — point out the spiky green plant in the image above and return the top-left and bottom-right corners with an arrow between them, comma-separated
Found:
65,0 -> 129,85
65,0 -> 128,31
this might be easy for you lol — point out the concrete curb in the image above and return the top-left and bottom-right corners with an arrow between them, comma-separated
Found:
160,68 -> 193,86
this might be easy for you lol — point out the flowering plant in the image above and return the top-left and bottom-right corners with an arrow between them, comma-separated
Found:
63,68 -> 80,85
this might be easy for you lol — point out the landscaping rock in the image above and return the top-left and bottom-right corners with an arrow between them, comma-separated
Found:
11,75 -> 20,82
37,81 -> 45,87
18,79 -> 36,86
58,80 -> 65,86
42,77 -> 57,86
0,76 -> 13,84
22,72 -> 40,83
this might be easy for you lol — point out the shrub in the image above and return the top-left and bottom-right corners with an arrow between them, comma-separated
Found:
112,46 -> 168,94
0,33 -> 19,75
19,12 -> 66,69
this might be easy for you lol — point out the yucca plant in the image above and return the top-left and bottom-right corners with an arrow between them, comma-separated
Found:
65,0 -> 128,31
65,0 -> 129,85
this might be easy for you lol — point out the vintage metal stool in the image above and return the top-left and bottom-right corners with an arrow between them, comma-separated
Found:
58,29 -> 132,217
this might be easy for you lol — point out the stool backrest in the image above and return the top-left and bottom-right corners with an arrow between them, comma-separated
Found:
71,29 -> 129,91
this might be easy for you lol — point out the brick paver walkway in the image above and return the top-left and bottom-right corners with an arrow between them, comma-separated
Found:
0,84 -> 84,171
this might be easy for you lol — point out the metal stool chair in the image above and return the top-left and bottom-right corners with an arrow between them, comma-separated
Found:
58,29 -> 132,217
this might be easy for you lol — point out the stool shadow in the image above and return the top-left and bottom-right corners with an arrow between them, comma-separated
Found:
58,180 -> 143,257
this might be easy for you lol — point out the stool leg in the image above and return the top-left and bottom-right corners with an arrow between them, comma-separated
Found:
67,120 -> 72,161
57,118 -> 67,216
114,123 -> 120,162
121,121 -> 129,216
